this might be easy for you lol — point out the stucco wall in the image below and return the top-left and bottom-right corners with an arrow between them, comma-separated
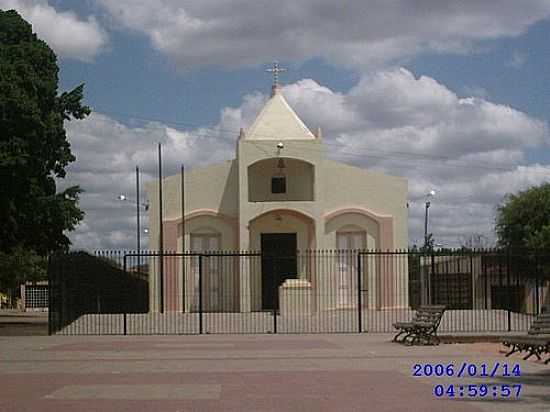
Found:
146,136 -> 409,312
322,159 -> 408,250
238,139 -> 323,251
146,159 -> 239,252
248,157 -> 314,202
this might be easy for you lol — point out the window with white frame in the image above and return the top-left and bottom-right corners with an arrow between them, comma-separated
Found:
190,233 -> 220,252
190,233 -> 221,311
335,231 -> 366,307
337,231 -> 366,251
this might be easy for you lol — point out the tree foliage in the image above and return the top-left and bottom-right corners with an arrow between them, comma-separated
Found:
0,9 -> 90,255
0,247 -> 46,294
496,183 -> 550,250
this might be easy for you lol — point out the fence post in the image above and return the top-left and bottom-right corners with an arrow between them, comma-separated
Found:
506,249 -> 511,332
535,253 -> 540,315
430,252 -> 435,305
182,254 -> 186,314
273,254 -> 278,334
123,254 -> 127,336
357,251 -> 362,333
199,254 -> 203,334
47,255 -> 53,336
122,253 -> 128,335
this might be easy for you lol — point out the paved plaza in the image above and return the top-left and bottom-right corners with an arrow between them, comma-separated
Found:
1,332 -> 549,411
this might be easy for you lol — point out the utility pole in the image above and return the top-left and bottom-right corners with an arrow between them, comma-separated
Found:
158,143 -> 164,313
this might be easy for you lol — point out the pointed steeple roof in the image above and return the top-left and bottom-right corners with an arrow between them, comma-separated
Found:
244,88 -> 315,140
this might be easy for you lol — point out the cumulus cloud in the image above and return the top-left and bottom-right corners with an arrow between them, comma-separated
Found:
0,0 -> 108,61
96,0 -> 550,69
63,69 -> 549,250
60,112 -> 236,250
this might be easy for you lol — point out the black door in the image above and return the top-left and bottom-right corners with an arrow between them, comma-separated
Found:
261,233 -> 297,310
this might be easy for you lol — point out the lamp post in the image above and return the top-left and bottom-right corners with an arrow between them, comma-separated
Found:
424,190 -> 436,249
117,192 -> 149,253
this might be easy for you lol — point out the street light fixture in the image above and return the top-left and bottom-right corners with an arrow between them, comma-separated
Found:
117,194 -> 149,210
117,194 -> 149,251
424,190 -> 436,249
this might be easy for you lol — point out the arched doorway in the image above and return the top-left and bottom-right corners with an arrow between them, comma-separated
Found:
248,209 -> 315,310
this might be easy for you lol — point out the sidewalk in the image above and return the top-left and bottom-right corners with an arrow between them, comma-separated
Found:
0,310 -> 48,336
0,333 -> 548,411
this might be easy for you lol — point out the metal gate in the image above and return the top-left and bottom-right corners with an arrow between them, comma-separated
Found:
49,249 -> 545,335
48,250 -> 365,335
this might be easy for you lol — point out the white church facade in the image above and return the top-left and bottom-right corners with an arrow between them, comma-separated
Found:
146,75 -> 408,314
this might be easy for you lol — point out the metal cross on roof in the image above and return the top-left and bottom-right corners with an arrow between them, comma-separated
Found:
266,61 -> 287,89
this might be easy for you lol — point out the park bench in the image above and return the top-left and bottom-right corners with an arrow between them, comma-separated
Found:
392,305 -> 446,346
501,312 -> 550,364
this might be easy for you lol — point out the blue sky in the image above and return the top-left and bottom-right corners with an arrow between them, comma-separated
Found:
3,0 -> 550,249
59,18 -> 550,136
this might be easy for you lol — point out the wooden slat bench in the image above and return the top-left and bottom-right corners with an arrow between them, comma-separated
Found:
393,305 -> 446,345
502,313 -> 550,363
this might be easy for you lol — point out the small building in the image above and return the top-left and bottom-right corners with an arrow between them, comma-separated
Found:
20,281 -> 49,312
146,78 -> 408,313
413,254 -> 550,314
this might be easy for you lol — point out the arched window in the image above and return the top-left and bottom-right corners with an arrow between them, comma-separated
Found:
190,232 -> 220,252
336,230 -> 366,251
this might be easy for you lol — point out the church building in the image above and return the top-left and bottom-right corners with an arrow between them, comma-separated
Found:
146,66 -> 408,313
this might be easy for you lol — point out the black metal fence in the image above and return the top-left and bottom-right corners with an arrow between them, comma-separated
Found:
48,249 -> 550,335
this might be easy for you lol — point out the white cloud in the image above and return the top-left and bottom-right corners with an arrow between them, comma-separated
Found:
62,69 -> 549,250
96,0 -> 550,69
0,0 -> 108,61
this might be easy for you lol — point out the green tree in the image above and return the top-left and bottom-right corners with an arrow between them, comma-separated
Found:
0,247 -> 47,299
496,183 -> 550,250
0,9 -> 89,256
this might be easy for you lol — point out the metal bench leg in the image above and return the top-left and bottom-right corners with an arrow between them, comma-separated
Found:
431,332 -> 440,345
393,330 -> 406,342
399,331 -> 411,343
406,333 -> 418,346
523,348 -> 541,361
505,345 -> 520,357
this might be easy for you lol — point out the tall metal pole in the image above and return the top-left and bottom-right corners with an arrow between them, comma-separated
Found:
424,201 -> 430,249
136,166 -> 140,254
136,166 -> 141,276
158,143 -> 164,313
181,164 -> 185,313
181,164 -> 189,253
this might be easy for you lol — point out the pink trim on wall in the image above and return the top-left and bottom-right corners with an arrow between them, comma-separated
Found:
161,210 -> 238,312
324,206 -> 396,309
247,157 -> 315,168
166,209 -> 239,251
162,220 -> 179,251
323,207 -> 394,250
249,208 -> 316,225
378,216 -> 394,251
162,221 -> 178,311
248,207 -> 316,249
324,207 -> 392,222
165,209 -> 238,226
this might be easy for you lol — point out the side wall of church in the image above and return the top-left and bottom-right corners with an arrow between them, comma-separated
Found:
146,160 -> 239,252
145,160 -> 239,312
320,159 -> 408,250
